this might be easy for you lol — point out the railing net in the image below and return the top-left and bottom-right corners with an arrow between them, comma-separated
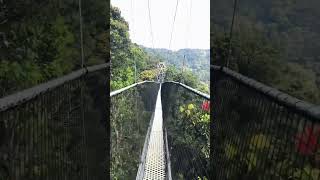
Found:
110,82 -> 159,179
161,82 -> 210,180
212,67 -> 320,179
0,66 -> 107,180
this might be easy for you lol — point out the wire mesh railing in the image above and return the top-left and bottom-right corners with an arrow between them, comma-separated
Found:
0,63 -> 108,180
212,65 -> 320,179
161,82 -> 210,180
110,82 -> 159,179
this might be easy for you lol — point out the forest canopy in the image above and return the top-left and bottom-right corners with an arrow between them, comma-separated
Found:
211,0 -> 320,104
0,0 -> 107,97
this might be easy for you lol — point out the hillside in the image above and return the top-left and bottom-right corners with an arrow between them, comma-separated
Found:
142,47 -> 210,84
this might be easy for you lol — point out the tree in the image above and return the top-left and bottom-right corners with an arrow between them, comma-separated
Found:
110,6 -> 161,91
139,69 -> 157,81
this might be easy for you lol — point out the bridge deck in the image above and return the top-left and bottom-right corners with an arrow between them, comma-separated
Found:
143,85 -> 166,179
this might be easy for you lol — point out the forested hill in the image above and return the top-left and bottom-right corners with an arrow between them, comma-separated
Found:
142,47 -> 210,84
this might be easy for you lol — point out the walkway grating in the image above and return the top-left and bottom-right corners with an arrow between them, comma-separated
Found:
143,85 -> 166,180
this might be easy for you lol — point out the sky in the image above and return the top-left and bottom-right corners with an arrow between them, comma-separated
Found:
111,0 -> 210,51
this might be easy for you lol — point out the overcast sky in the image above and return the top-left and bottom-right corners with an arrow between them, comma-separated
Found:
111,0 -> 210,51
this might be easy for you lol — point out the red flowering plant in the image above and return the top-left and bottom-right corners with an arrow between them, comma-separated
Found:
178,100 -> 210,158
295,125 -> 320,156
223,124 -> 320,178
201,100 -> 210,112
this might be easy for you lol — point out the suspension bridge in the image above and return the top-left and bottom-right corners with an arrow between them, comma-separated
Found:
1,0 -> 320,179
0,61 -> 319,179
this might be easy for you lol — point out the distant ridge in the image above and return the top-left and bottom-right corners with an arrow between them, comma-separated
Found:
141,46 -> 210,83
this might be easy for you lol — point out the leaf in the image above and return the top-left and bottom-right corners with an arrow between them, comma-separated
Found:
311,168 -> 320,180
246,152 -> 257,171
250,134 -> 271,150
225,143 -> 238,159
33,166 -> 40,176
186,110 -> 191,116
188,103 -> 195,110
179,106 -> 185,112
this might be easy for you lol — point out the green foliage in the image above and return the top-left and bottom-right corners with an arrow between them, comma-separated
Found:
0,0 -> 107,97
111,89 -> 147,179
225,143 -> 238,160
211,0 -> 320,104
165,65 -> 209,93
110,6 -> 159,91
143,47 -> 210,84
222,130 -> 320,179
111,67 -> 135,90
212,30 -> 320,103
197,82 -> 210,94
275,63 -> 320,102
139,69 -> 157,81
110,84 -> 159,179
162,85 -> 210,179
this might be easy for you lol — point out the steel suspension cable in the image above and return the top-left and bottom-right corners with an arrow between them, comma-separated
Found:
130,0 -> 135,37
130,0 -> 140,160
130,0 -> 137,83
181,0 -> 192,83
185,0 -> 192,49
167,0 -> 180,83
78,0 -> 85,68
78,1 -> 89,179
225,0 -> 238,68
168,0 -> 180,50
147,0 -> 155,48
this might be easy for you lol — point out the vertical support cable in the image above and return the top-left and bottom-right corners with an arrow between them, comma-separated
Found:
79,0 -> 85,68
226,0 -> 238,68
132,0 -> 139,153
134,60 -> 137,83
181,55 -> 185,84
78,0 -> 88,179
185,0 -> 192,49
147,0 -> 155,48
168,0 -> 180,50
80,78 -> 89,180
131,0 -> 137,84
168,0 -> 180,81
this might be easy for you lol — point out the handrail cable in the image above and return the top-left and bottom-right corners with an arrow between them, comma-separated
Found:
211,65 -> 320,121
225,0 -> 238,68
0,63 -> 109,112
110,81 -> 155,97
164,81 -> 210,100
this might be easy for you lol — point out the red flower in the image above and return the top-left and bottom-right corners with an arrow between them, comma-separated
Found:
295,125 -> 320,155
201,100 -> 210,112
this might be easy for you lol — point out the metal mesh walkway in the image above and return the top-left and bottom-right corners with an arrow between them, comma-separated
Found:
143,85 -> 166,180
